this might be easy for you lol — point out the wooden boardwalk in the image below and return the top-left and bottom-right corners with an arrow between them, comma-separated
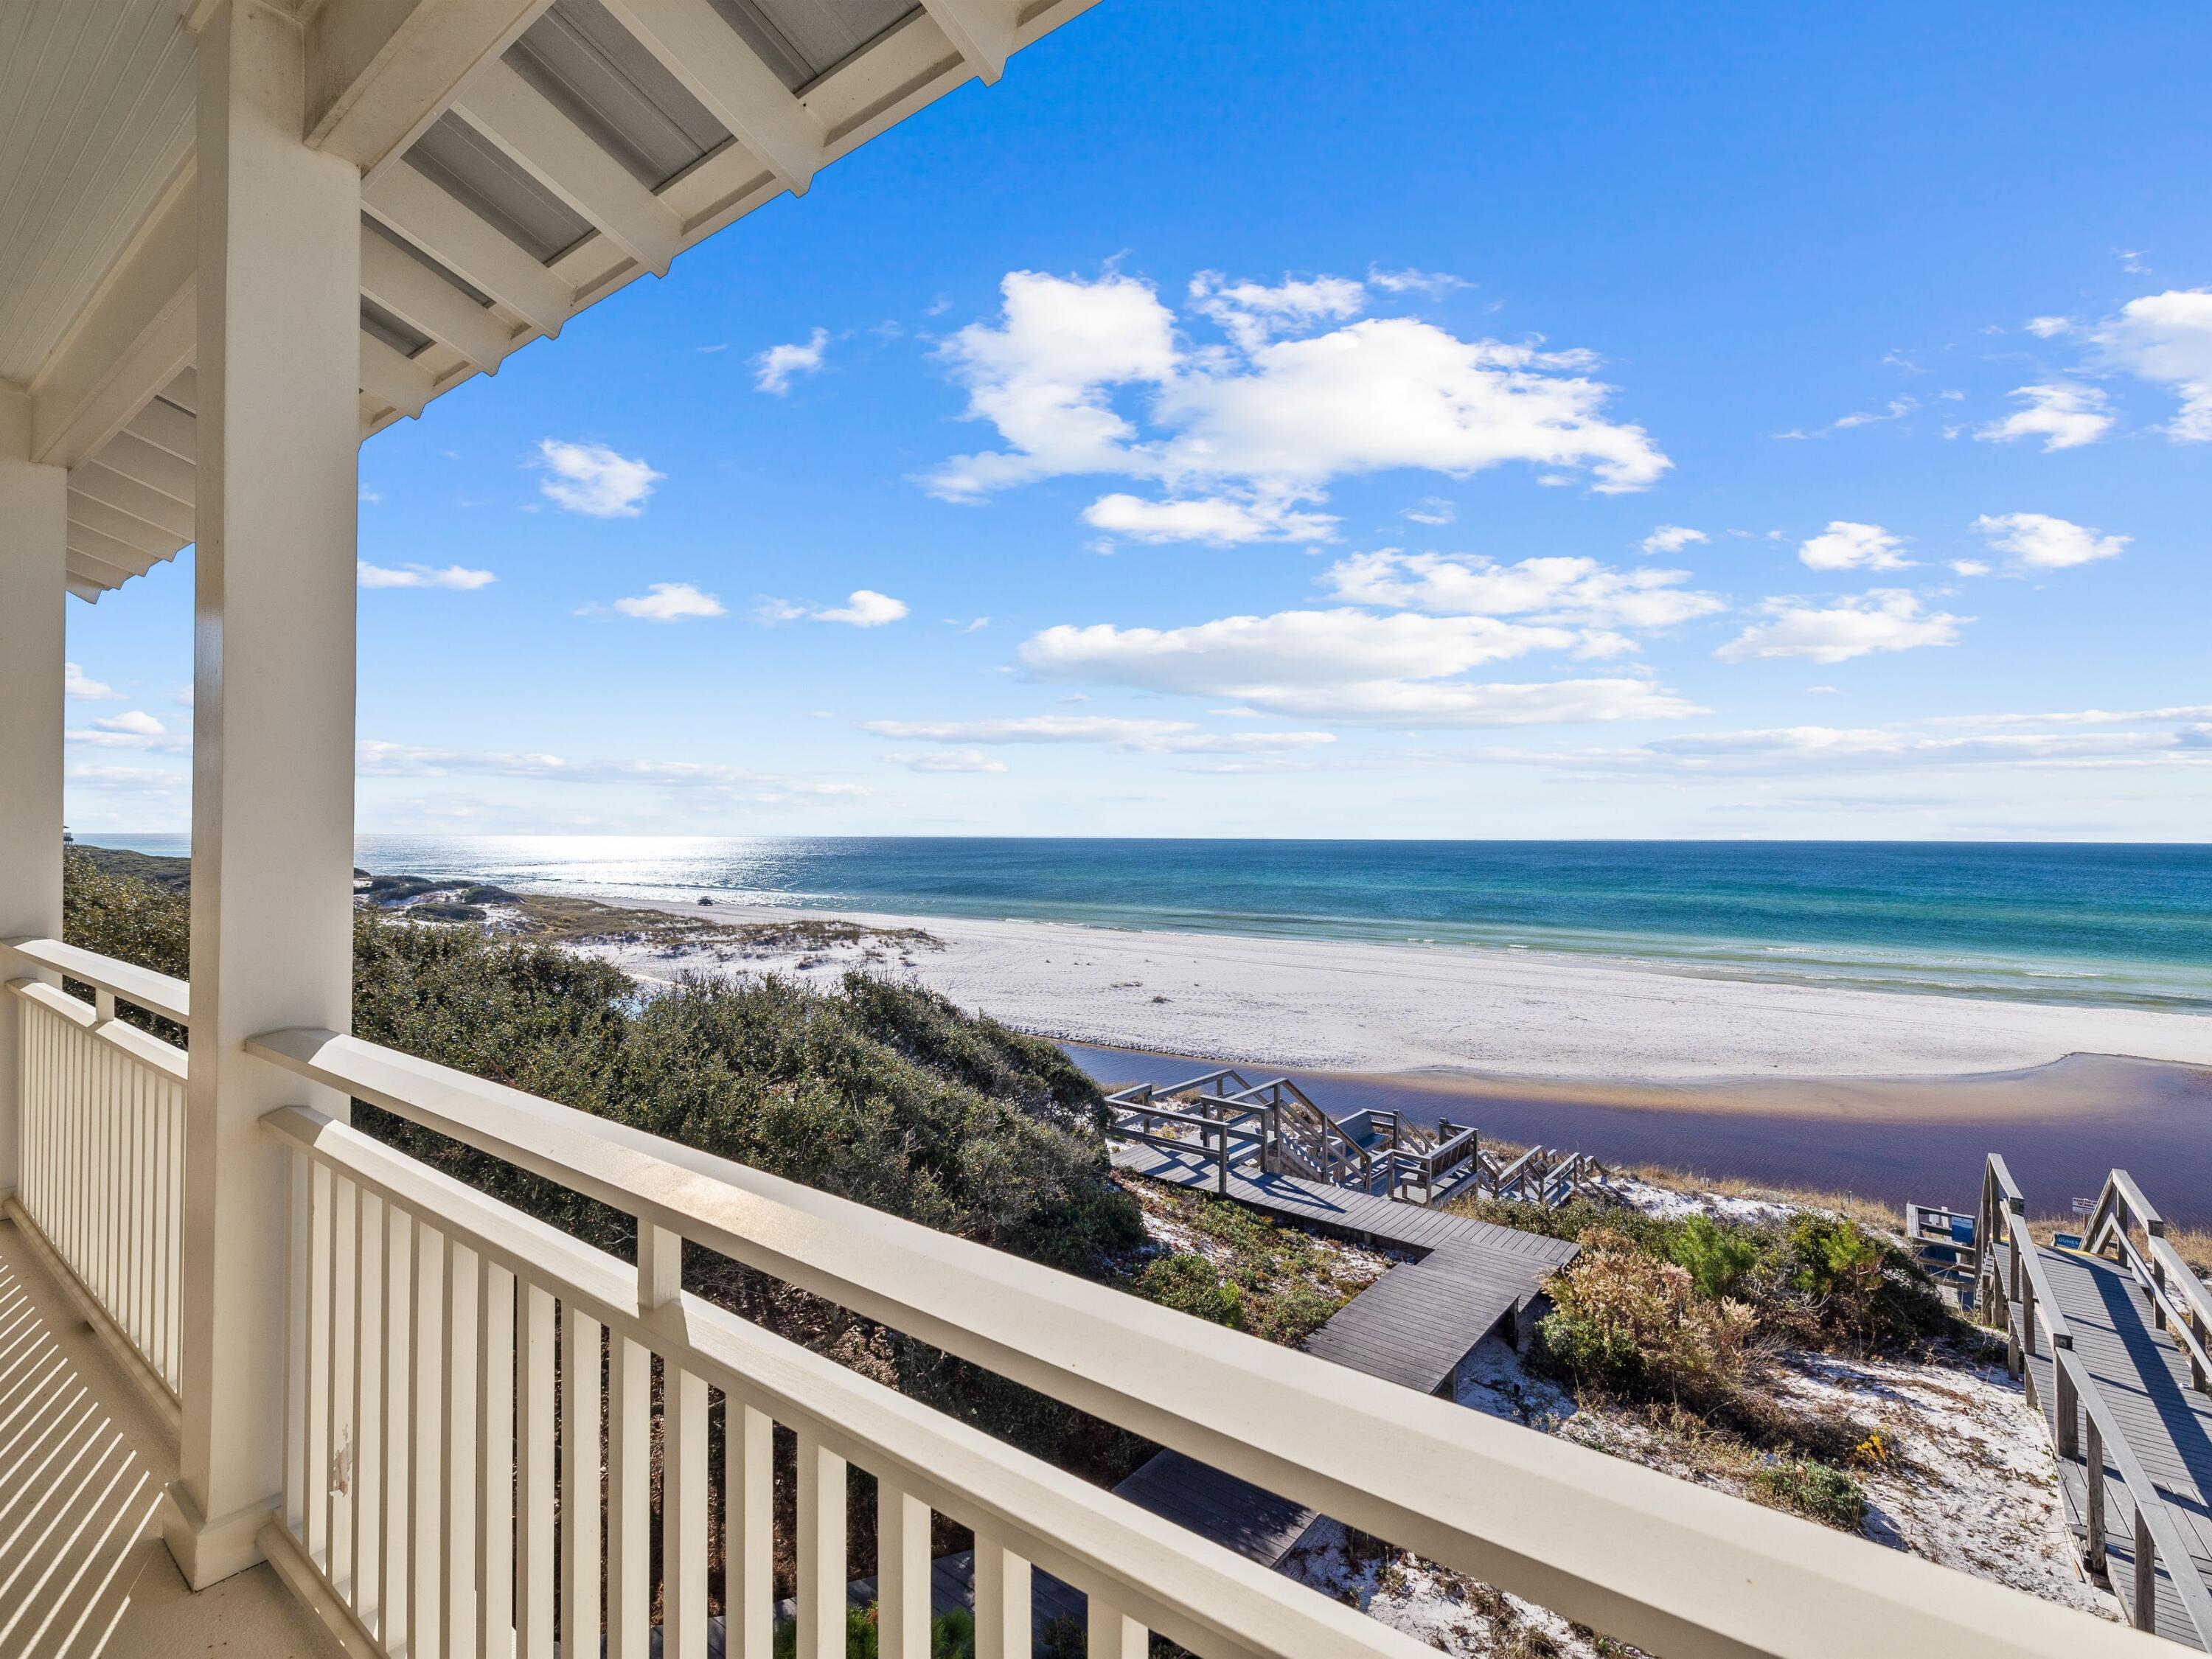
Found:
1105,1141 -> 1579,1568
1112,1141 -> 1580,1265
2020,1243 -> 2212,1649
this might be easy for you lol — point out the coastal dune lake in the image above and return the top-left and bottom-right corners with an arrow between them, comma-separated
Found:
1068,1044 -> 2212,1227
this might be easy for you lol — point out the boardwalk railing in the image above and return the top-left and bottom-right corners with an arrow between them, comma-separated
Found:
4,937 -> 189,1416
1104,1077 -> 1607,1211
1977,1155 -> 2212,1644
2084,1171 -> 2212,1394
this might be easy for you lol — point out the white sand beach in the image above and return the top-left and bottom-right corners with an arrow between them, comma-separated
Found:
585,905 -> 2212,1082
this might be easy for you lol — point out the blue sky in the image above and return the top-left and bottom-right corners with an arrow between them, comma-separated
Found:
65,0 -> 2212,840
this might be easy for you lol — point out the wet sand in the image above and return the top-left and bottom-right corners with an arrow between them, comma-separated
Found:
1065,1045 -> 2212,1226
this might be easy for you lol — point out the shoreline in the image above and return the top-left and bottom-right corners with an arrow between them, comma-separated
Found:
597,895 -> 2212,1083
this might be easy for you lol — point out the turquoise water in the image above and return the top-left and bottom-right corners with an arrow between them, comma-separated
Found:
83,835 -> 2212,1014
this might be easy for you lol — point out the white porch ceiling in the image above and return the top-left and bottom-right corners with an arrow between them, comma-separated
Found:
0,0 -> 1091,602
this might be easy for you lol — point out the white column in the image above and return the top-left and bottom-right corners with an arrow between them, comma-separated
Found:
0,383 -> 68,1201
166,0 -> 362,1590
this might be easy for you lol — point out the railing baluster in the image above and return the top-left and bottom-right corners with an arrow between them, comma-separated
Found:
355,1189 -> 383,1632
606,1332 -> 650,1659
478,1258 -> 515,1659
2086,1416 -> 2107,1573
560,1308 -> 604,1659
413,1225 -> 447,1659
2135,1508 -> 2157,1630
282,1149 -> 308,1540
383,1205 -> 414,1654
877,1470 -> 931,1659
724,1396 -> 773,1659
515,1282 -> 557,1659
796,1424 -> 848,1659
664,1364 -> 709,1658
445,1242 -> 481,1659
973,1531 -> 1032,1659
330,1176 -> 359,1598
306,1159 -> 333,1572
1087,1589 -> 1147,1659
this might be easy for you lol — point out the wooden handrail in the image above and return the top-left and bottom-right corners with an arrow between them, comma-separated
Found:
1980,1154 -> 2212,1646
2084,1167 -> 2212,1393
2059,1343 -> 2212,1641
248,1026 -> 2155,1658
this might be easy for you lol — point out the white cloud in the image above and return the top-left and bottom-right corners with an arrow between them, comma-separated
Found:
97,710 -> 165,736
1714,591 -> 1966,664
1968,512 -> 2128,569
2090,289 -> 2212,439
2024,316 -> 2073,338
861,714 -> 1335,754
358,740 -> 872,802
754,328 -> 830,395
1153,319 -> 1668,495
65,662 -> 118,700
884,750 -> 1009,773
1974,383 -> 2114,451
1402,497 -> 1455,526
1950,559 -> 1993,577
814,590 -> 908,627
358,562 -> 496,590
928,271 -> 1181,497
536,439 -> 664,516
1323,549 -> 1725,633
1188,271 -> 1367,350
597,582 -> 726,622
1082,492 -> 1335,546
1798,521 -> 1912,571
1015,608 -> 1700,727
925,270 -> 1668,515
1489,706 -> 2212,779
1638,525 -> 1706,556
1366,265 -> 1469,298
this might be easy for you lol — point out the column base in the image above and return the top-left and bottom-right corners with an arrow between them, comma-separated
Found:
161,1479 -> 276,1590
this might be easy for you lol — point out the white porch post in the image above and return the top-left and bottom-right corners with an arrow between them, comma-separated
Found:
166,0 -> 362,1588
0,383 -> 69,1201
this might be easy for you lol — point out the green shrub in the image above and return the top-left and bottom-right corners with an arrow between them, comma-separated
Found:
1669,1214 -> 1759,1301
1141,1253 -> 1245,1328
1747,1458 -> 1867,1531
1526,1228 -> 1755,1410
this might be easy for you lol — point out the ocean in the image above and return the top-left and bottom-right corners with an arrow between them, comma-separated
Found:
80,834 -> 2212,1015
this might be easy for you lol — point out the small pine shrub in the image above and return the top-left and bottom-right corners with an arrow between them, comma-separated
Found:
1747,1458 -> 1868,1531
1668,1214 -> 1759,1301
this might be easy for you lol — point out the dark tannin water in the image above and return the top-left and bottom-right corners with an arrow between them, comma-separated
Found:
1066,1045 -> 2212,1227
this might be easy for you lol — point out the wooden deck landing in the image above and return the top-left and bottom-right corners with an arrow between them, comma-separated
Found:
1111,1141 -> 1582,1265
1105,1141 -> 1579,1568
2020,1243 -> 2212,1649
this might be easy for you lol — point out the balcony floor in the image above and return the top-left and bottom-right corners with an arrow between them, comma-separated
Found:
0,1211 -> 344,1659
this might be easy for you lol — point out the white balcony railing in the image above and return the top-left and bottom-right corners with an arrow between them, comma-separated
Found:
7,940 -> 189,1411
1,939 -> 2172,1659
